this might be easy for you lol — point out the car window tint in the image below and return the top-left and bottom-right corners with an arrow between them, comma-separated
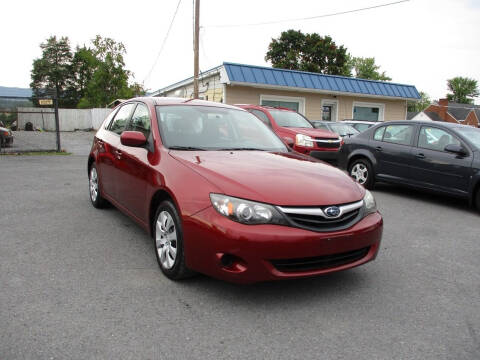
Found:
356,124 -> 371,132
382,125 -> 413,146
109,103 -> 135,135
127,103 -> 150,138
418,126 -> 461,151
250,109 -> 271,126
374,126 -> 385,141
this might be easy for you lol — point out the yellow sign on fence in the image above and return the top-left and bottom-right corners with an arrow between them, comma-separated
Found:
39,99 -> 53,106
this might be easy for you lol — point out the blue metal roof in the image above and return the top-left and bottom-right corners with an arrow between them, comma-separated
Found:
223,62 -> 420,100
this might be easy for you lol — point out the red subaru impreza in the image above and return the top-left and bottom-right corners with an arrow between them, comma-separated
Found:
88,97 -> 382,284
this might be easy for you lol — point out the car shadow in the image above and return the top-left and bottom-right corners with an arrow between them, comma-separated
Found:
373,183 -> 473,212
175,267 -> 372,308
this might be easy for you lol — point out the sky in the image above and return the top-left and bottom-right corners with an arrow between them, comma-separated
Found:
1,0 -> 479,103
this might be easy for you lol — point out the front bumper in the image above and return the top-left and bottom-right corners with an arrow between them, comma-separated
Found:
183,206 -> 383,283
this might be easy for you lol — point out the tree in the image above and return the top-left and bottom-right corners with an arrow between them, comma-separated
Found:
446,77 -> 479,104
78,35 -> 145,108
30,36 -> 76,107
349,56 -> 391,81
265,30 -> 350,76
67,46 -> 98,106
407,91 -> 431,112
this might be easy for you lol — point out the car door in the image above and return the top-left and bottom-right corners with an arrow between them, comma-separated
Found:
370,124 -> 415,182
114,102 -> 153,221
97,103 -> 136,198
410,125 -> 473,195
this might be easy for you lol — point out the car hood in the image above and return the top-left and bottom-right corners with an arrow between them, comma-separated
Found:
170,150 -> 364,206
282,127 -> 338,139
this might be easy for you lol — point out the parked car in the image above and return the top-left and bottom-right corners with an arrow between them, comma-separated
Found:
235,104 -> 342,162
88,97 -> 383,284
339,120 -> 480,210
311,121 -> 360,138
0,125 -> 13,147
342,120 -> 380,133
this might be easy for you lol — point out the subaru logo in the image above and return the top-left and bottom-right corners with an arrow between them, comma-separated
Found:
324,206 -> 341,218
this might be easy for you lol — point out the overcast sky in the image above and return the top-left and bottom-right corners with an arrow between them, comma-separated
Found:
1,0 -> 479,102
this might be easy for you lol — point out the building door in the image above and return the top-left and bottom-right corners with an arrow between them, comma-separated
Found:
321,100 -> 338,121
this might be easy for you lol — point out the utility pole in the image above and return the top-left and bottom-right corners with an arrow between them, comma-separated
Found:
193,0 -> 200,99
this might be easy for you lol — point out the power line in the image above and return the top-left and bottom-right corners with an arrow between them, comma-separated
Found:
144,0 -> 183,85
205,0 -> 410,28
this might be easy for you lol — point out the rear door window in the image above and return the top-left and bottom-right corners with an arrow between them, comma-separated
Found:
382,125 -> 414,146
250,109 -> 271,127
373,126 -> 385,141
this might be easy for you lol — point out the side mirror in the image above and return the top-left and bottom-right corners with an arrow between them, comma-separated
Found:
121,131 -> 147,147
283,137 -> 294,147
444,143 -> 467,156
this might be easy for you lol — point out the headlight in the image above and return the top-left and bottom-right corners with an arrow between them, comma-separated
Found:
363,190 -> 377,216
210,194 -> 287,225
295,134 -> 314,147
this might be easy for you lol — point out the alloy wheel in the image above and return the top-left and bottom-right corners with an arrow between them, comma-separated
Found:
350,163 -> 368,185
89,167 -> 99,202
155,211 -> 177,270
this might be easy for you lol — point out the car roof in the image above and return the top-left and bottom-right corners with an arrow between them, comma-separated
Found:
342,120 -> 380,124
374,120 -> 466,129
234,104 -> 296,112
120,96 -> 246,111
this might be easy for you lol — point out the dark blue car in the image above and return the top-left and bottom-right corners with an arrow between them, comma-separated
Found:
339,120 -> 480,210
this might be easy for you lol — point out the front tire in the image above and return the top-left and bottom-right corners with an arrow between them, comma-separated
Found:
153,200 -> 193,280
349,158 -> 374,189
89,163 -> 108,208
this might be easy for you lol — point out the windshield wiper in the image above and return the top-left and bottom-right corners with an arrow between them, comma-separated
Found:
168,146 -> 206,151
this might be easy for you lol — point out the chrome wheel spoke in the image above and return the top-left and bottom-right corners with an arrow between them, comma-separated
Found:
155,211 -> 177,270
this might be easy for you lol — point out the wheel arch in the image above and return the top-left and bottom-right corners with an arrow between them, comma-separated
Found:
347,150 -> 376,171
148,188 -> 181,237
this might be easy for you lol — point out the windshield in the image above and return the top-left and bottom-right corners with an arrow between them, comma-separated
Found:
156,105 -> 288,152
269,110 -> 313,128
329,123 -> 359,136
456,126 -> 480,149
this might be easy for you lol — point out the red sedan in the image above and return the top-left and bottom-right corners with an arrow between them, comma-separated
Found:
88,97 -> 382,284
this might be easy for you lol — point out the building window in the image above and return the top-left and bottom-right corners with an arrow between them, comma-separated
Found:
352,101 -> 385,122
260,95 -> 305,114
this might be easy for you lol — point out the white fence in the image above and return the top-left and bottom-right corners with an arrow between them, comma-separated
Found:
17,107 -> 111,131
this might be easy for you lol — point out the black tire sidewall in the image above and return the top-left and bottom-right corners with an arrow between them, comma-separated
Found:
153,200 -> 186,279
349,159 -> 374,190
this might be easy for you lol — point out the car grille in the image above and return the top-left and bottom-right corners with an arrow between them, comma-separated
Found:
277,200 -> 364,232
314,137 -> 341,149
270,247 -> 370,272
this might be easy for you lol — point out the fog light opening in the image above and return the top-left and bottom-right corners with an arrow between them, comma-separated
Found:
217,253 -> 247,273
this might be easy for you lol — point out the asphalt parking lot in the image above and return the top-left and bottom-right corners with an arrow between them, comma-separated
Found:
1,155 -> 479,360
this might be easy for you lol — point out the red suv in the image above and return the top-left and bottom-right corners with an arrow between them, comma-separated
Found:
88,97 -> 382,284
235,104 -> 342,161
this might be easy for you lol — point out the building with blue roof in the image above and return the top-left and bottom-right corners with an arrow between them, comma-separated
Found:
152,62 -> 420,122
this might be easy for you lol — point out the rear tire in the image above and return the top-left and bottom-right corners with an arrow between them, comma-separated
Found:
153,200 -> 194,280
89,163 -> 108,208
475,188 -> 480,213
349,158 -> 374,189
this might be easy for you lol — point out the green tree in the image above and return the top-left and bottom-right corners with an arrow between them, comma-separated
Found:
67,46 -> 98,106
349,56 -> 391,81
446,77 -> 479,104
265,30 -> 350,76
30,36 -> 76,107
407,91 -> 431,112
78,35 -> 145,108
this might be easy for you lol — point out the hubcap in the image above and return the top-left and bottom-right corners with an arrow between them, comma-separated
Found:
89,167 -> 98,201
155,211 -> 177,270
351,163 -> 368,184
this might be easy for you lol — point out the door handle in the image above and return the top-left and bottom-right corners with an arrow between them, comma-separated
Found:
416,153 -> 425,159
375,146 -> 383,152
